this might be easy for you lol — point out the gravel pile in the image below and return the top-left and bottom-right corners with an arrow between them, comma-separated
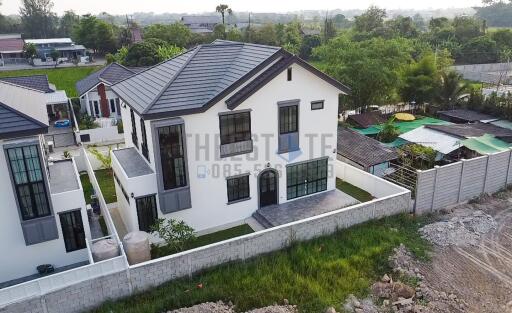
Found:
167,301 -> 298,313
419,210 -> 497,247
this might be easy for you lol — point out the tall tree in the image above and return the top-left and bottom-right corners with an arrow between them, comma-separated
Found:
215,4 -> 232,27
400,54 -> 439,105
19,0 -> 57,38
354,6 -> 386,33
59,10 -> 79,37
95,20 -> 116,53
435,71 -> 469,109
144,23 -> 192,47
73,15 -> 99,51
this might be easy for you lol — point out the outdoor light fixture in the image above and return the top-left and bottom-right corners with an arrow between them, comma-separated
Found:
266,162 -> 271,168
131,192 -> 134,198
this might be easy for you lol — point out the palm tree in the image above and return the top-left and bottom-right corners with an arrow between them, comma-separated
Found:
435,71 -> 470,110
216,4 -> 232,27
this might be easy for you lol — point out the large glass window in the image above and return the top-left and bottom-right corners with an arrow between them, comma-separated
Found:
286,158 -> 328,200
279,105 -> 298,134
59,210 -> 86,252
130,109 -> 138,147
219,112 -> 251,145
140,118 -> 149,162
227,175 -> 250,203
136,195 -> 158,232
158,124 -> 187,190
7,145 -> 51,220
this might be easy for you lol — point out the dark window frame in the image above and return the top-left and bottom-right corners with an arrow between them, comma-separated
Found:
219,111 -> 252,145
158,124 -> 188,190
287,67 -> 292,81
130,109 -> 138,148
226,174 -> 250,203
140,118 -> 149,162
109,99 -> 116,113
311,100 -> 324,110
59,210 -> 86,253
136,194 -> 158,232
279,105 -> 299,135
6,145 -> 51,221
286,158 -> 328,200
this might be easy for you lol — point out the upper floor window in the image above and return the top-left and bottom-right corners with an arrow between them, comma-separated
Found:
130,109 -> 138,148
219,112 -> 251,145
279,105 -> 298,134
158,124 -> 187,190
311,100 -> 324,110
287,68 -> 292,81
140,118 -> 149,162
6,145 -> 50,220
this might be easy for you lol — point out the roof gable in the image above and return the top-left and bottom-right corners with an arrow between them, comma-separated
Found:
0,101 -> 48,139
76,63 -> 136,96
112,41 -> 283,118
0,75 -> 53,93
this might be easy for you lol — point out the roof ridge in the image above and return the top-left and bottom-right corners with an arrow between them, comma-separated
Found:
141,45 -> 203,115
98,62 -> 136,84
0,100 -> 48,128
0,79 -> 45,94
111,47 -> 196,88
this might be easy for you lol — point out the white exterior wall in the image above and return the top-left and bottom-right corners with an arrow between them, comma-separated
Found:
116,62 -> 342,233
0,138 -> 90,283
81,87 -> 121,118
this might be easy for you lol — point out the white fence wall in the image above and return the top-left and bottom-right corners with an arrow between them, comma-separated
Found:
2,162 -> 411,313
415,150 -> 512,214
76,126 -> 124,145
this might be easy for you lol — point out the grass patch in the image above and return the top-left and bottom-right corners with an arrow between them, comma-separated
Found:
152,224 -> 255,259
336,178 -> 374,202
92,214 -> 430,313
0,66 -> 101,97
94,169 -> 117,204
79,172 -> 94,205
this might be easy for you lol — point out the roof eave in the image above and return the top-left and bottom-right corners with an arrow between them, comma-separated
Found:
0,127 -> 48,140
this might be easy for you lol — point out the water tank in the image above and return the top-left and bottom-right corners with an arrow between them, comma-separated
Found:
123,231 -> 151,265
91,239 -> 119,262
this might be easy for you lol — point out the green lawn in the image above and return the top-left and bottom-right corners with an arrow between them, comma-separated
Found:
0,66 -> 101,97
152,224 -> 255,259
78,169 -> 116,204
336,178 -> 374,202
79,172 -> 94,204
93,214 -> 430,313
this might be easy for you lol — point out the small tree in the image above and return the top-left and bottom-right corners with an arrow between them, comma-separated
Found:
23,43 -> 37,60
50,49 -> 60,68
88,146 -> 112,172
150,218 -> 195,252
377,117 -> 400,143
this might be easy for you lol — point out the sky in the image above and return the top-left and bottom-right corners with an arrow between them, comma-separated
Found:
2,0 -> 483,16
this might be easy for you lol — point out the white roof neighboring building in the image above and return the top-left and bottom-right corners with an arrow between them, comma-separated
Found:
25,38 -> 73,45
45,90 -> 68,105
399,126 -> 461,155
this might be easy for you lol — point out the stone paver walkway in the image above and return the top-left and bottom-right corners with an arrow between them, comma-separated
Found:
254,189 -> 360,227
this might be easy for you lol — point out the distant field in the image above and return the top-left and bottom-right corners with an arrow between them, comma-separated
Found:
0,66 -> 101,97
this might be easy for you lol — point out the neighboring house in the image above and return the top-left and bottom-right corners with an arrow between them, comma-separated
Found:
181,15 -> 221,34
76,63 -> 136,119
109,40 -> 350,235
437,109 -> 498,124
337,127 -> 398,177
346,111 -> 387,129
0,34 -> 25,66
24,38 -> 86,61
0,74 -> 69,122
0,81 -> 91,286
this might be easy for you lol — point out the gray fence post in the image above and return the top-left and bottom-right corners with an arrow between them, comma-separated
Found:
483,155 -> 490,194
431,166 -> 440,212
457,159 -> 466,203
506,150 -> 512,187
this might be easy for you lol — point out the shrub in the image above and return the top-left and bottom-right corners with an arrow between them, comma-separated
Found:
150,218 -> 195,253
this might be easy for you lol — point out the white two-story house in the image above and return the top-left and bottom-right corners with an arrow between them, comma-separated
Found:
0,81 -> 91,287
109,40 -> 350,236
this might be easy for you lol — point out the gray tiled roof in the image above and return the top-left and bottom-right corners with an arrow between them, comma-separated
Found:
113,148 -> 153,178
112,41 -> 282,118
0,75 -> 53,93
76,63 -> 136,96
0,101 -> 48,139
337,127 -> 398,167
437,109 -> 497,122
426,123 -> 512,139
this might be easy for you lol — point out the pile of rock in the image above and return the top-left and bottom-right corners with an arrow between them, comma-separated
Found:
419,210 -> 497,247
168,301 -> 298,313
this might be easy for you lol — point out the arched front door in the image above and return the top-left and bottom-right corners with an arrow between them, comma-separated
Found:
259,169 -> 278,207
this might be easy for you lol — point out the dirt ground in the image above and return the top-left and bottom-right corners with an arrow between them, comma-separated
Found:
418,192 -> 512,313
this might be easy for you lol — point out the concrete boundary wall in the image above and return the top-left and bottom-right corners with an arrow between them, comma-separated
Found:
1,162 -> 411,313
415,150 -> 512,214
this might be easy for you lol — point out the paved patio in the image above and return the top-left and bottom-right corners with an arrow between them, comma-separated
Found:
253,189 -> 360,228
